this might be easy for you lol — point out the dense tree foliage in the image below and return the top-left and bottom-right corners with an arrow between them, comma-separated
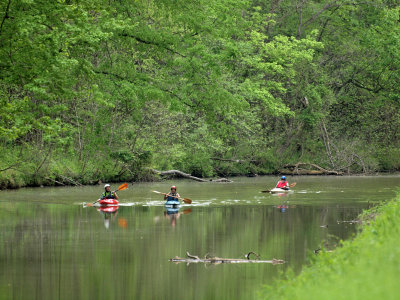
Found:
0,0 -> 399,188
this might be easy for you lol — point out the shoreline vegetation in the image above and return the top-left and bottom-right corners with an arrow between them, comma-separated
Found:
258,196 -> 400,300
1,159 -> 398,190
1,153 -> 400,190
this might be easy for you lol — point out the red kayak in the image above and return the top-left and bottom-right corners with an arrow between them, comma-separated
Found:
98,199 -> 119,206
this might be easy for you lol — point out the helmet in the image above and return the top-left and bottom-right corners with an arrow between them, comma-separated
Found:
104,184 -> 111,188
171,186 -> 177,190
281,176 -> 286,180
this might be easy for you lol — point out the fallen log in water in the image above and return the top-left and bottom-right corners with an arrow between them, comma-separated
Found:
169,251 -> 285,265
149,169 -> 233,182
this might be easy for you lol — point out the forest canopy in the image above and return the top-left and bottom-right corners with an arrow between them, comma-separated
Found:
1,0 -> 399,188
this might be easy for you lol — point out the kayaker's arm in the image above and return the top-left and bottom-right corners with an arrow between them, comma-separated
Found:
113,191 -> 119,200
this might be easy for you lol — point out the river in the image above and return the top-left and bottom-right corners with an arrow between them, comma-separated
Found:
0,176 -> 398,300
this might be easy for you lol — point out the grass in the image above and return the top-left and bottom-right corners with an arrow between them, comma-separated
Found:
258,197 -> 400,300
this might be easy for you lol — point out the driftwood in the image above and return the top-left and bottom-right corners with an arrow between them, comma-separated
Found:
169,251 -> 285,265
281,162 -> 343,175
149,169 -> 232,182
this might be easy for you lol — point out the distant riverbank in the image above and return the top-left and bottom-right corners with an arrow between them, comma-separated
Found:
258,195 -> 400,300
1,163 -> 399,191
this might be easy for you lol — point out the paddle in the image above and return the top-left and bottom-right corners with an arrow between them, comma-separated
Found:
89,183 -> 129,205
152,190 -> 192,204
261,182 -> 296,193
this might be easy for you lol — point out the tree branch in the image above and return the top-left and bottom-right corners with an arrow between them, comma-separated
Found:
210,157 -> 260,163
119,33 -> 186,57
0,163 -> 20,172
0,0 -> 11,36
283,162 -> 343,175
350,78 -> 384,93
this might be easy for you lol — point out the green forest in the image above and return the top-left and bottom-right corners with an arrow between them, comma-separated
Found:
1,0 -> 399,188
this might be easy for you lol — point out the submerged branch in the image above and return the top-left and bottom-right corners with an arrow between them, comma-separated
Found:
169,252 -> 285,264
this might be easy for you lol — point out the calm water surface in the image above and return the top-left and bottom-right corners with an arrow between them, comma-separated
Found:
0,176 -> 399,300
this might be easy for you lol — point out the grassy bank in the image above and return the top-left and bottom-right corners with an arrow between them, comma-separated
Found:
258,196 -> 400,299
0,147 -> 158,189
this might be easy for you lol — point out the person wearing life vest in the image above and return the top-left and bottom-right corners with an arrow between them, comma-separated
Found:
100,184 -> 119,200
276,176 -> 289,190
164,186 -> 180,202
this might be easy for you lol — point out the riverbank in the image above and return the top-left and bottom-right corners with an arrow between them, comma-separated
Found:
258,195 -> 400,299
2,143 -> 399,191
1,162 -> 399,191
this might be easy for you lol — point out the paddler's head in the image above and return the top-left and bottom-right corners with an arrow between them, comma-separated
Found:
104,184 -> 111,191
280,176 -> 286,181
171,186 -> 177,193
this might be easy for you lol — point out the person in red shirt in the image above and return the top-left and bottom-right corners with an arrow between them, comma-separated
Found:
276,176 -> 289,190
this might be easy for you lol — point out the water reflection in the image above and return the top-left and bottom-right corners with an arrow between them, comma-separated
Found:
0,176 -> 398,300
162,205 -> 192,227
272,191 -> 290,197
164,203 -> 180,227
277,204 -> 289,213
97,206 -> 119,229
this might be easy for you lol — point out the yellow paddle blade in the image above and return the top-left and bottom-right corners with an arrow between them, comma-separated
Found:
117,183 -> 128,191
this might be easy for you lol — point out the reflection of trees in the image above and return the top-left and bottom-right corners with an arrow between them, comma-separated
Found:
0,203 -> 366,300
192,204 -> 365,275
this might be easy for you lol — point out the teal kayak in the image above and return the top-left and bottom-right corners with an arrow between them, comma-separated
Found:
165,200 -> 180,206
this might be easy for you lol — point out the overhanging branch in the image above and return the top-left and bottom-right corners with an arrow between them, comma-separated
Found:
119,33 -> 186,57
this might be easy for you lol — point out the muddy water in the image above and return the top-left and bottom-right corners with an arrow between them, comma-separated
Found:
0,176 -> 398,300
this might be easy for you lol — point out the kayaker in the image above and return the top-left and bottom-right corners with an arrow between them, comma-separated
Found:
100,184 -> 119,200
276,176 -> 290,190
164,186 -> 180,202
